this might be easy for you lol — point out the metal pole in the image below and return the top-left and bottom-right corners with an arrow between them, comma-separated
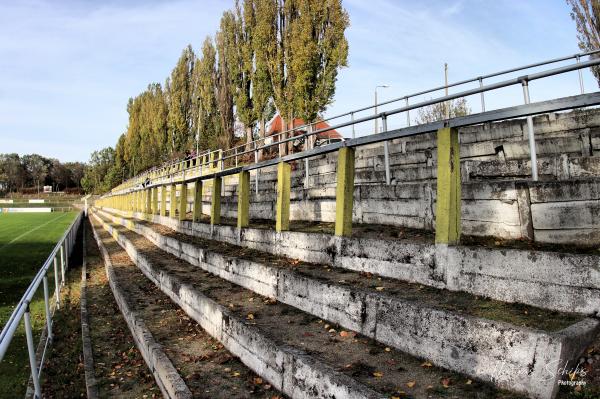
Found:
53,257 -> 60,309
522,80 -> 539,181
444,63 -> 450,119
382,115 -> 390,185
374,90 -> 378,134
60,244 -> 65,285
24,305 -> 42,398
43,276 -> 52,340
351,112 -> 355,139
577,55 -> 585,94
304,125 -> 312,189
479,77 -> 486,112
254,149 -> 259,194
405,98 -> 410,126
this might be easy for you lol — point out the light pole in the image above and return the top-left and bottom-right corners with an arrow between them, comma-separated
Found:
195,96 -> 201,156
374,85 -> 390,134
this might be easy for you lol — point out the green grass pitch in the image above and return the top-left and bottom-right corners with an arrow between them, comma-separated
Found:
0,211 -> 78,398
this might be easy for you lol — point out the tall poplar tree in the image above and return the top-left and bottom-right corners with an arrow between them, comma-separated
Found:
567,0 -> 600,85
290,0 -> 349,125
166,45 -> 196,154
195,38 -> 221,150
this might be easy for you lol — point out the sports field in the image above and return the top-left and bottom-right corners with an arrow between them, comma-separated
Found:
0,211 -> 78,397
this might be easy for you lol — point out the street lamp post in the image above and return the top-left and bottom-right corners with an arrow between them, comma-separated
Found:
195,96 -> 201,156
374,85 -> 390,134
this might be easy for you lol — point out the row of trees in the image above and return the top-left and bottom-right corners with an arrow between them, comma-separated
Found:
0,153 -> 85,194
82,0 -> 350,194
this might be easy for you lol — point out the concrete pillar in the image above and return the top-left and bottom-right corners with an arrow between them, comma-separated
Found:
435,127 -> 461,244
145,188 -> 152,214
237,170 -> 250,228
276,162 -> 291,232
160,186 -> 167,217
170,184 -> 177,218
211,177 -> 222,225
193,180 -> 203,222
335,147 -> 356,237
151,187 -> 158,214
179,182 -> 188,221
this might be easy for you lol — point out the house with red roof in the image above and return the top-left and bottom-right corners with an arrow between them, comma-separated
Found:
266,114 -> 344,151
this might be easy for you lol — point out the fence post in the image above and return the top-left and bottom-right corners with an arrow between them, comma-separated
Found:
160,186 -> 167,217
43,276 -> 52,340
335,147 -> 356,237
152,187 -> 158,214
179,182 -> 188,221
237,171 -> 250,228
276,162 -> 291,232
170,184 -> 177,218
53,257 -> 60,309
435,127 -> 461,244
193,180 -> 203,222
146,188 -> 152,215
24,305 -> 41,398
211,177 -> 222,225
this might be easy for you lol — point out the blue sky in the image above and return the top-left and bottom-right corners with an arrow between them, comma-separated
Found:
0,0 -> 595,162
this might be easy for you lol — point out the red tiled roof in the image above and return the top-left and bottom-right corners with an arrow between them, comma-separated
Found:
267,115 -> 343,140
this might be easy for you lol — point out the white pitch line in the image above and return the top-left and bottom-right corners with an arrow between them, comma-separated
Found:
0,213 -> 69,252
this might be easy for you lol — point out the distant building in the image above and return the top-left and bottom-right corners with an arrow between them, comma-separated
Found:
266,115 -> 344,151
43,185 -> 52,193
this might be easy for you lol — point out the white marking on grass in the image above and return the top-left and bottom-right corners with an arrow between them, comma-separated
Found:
0,213 -> 69,252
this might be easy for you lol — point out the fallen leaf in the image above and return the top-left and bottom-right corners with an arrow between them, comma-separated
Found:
375,286 -> 385,291
340,331 -> 350,337
406,381 -> 416,388
253,377 -> 263,385
466,379 -> 472,385
373,371 -> 383,378
247,313 -> 255,320
328,328 -> 336,333
421,361 -> 433,368
232,372 -> 241,377
384,347 -> 391,352
441,377 -> 451,388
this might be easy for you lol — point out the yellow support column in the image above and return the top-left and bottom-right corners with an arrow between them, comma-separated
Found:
334,147 -> 356,237
237,171 -> 250,228
152,187 -> 158,215
145,188 -> 152,214
160,186 -> 167,217
210,177 -> 222,225
192,180 -> 203,222
275,162 -> 291,232
435,127 -> 461,244
170,184 -> 177,218
179,182 -> 188,221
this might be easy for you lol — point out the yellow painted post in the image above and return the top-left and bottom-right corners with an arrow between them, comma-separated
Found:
170,184 -> 177,218
210,177 -> 222,225
160,186 -> 167,217
145,188 -> 152,214
192,180 -> 203,222
435,127 -> 461,244
275,162 -> 291,232
151,187 -> 158,214
335,147 -> 356,237
179,182 -> 188,221
237,171 -> 250,228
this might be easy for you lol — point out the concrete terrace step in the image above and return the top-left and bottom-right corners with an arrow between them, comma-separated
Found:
101,206 -> 600,315
90,210 -> 526,399
89,216 -> 287,399
94,208 -> 600,399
